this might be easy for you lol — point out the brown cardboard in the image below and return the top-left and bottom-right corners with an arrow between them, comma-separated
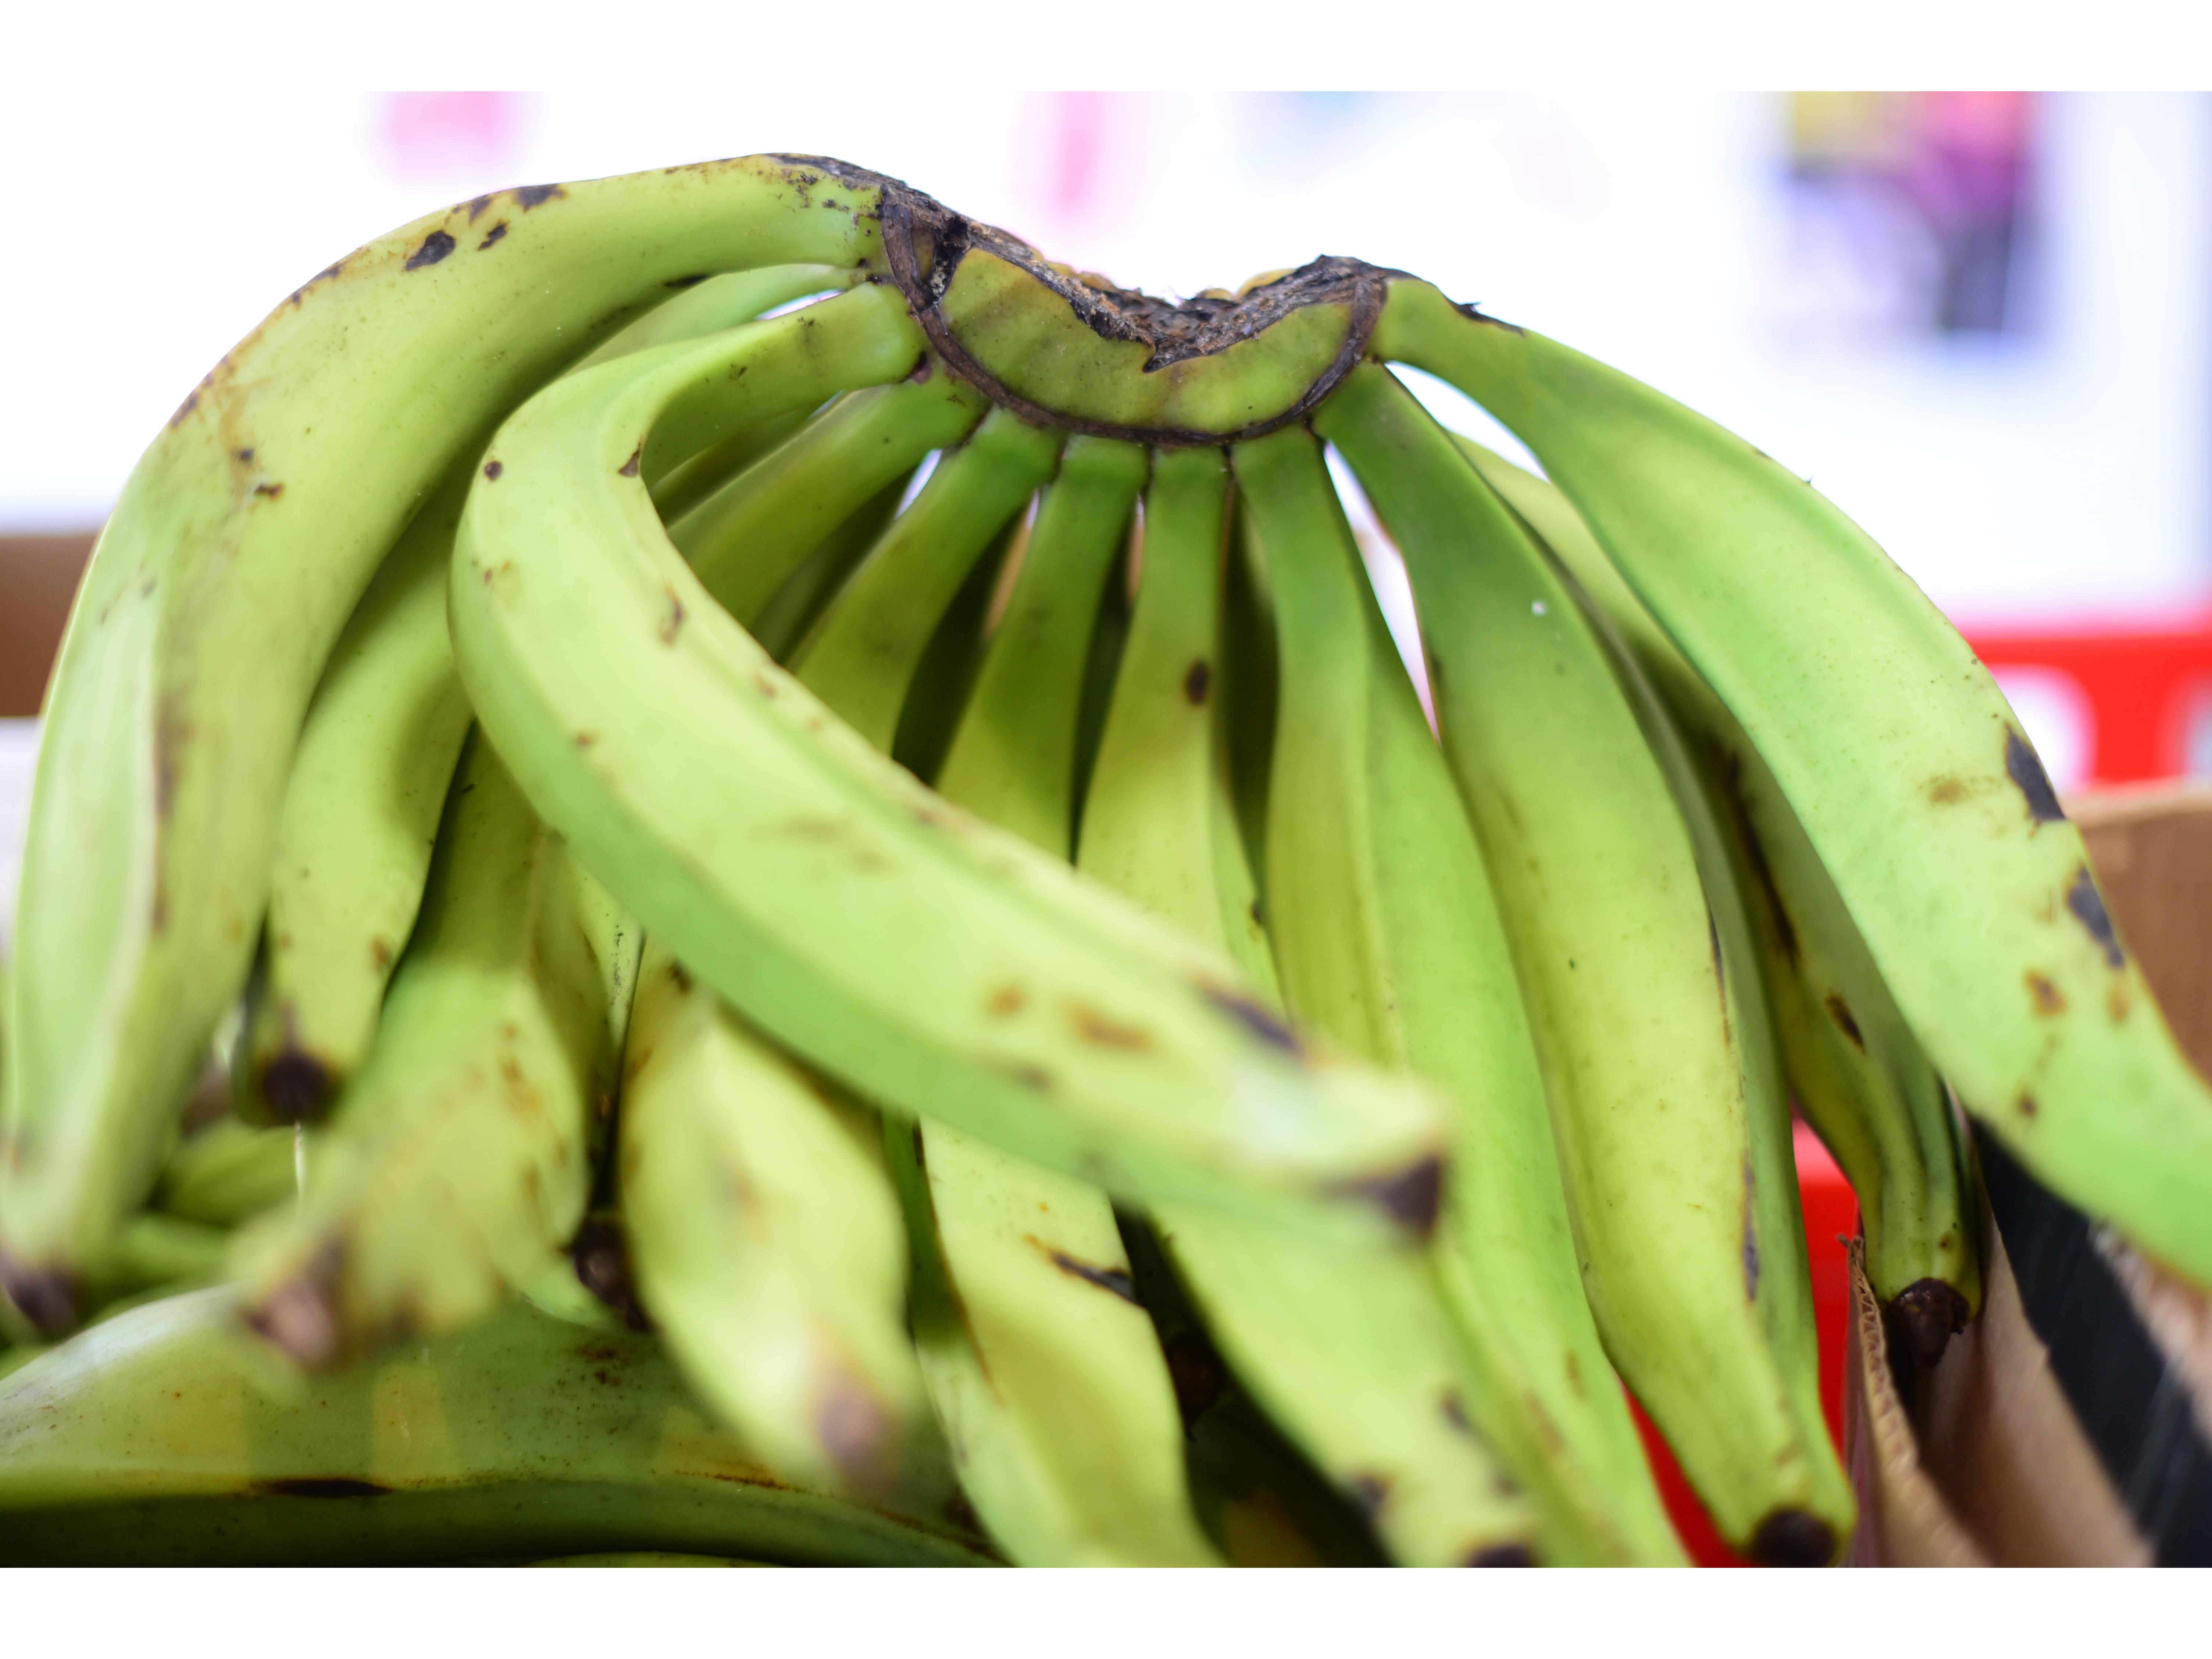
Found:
1849,782 -> 2212,1565
0,533 -> 94,717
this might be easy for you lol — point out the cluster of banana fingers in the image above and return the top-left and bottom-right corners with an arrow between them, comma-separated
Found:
6,156 -> 2211,1569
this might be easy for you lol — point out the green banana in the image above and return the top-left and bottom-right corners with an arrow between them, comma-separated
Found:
1231,420 -> 1683,1564
232,729 -> 639,1366
1377,281 -> 2212,1291
674,375 -> 988,626
233,263 -> 855,1130
618,935 -> 930,1495
234,458 -> 477,1123
1077,444 -> 1548,1565
0,1285 -> 996,1565
1315,362 -> 1850,1563
1456,436 -> 1983,1360
153,1119 -> 301,1228
1,158 -> 892,1328
446,288 -> 1449,1234
867,433 -> 1217,1566
791,408 -> 1065,749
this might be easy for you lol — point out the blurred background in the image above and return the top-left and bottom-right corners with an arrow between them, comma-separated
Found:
6,89 -> 2212,924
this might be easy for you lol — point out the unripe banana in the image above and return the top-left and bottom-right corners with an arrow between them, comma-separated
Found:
231,730 -> 639,1366
446,288 -> 1449,1234
1377,280 -> 2212,1292
1455,436 -> 1983,1360
233,263 -> 856,1130
618,936 -> 930,1495
1314,362 -> 1851,1563
1077,445 -> 1547,1565
1,158 -> 890,1327
151,1119 -> 300,1228
878,433 -> 1217,1567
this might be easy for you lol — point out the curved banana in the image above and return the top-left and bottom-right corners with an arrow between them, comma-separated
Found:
1456,436 -> 1983,1361
1315,362 -> 1851,1563
231,730 -> 639,1366
745,472 -> 915,666
445,304 -> 1448,1233
1077,445 -> 1548,1565
1,158 -> 889,1328
866,433 -> 1217,1566
1377,281 -> 2212,1291
233,458 -> 478,1123
235,264 -> 858,1130
0,1285 -> 996,1565
1231,421 -> 1684,1564
618,934 -> 930,1495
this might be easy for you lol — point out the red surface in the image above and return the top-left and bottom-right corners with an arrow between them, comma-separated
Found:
1962,616 -> 2212,785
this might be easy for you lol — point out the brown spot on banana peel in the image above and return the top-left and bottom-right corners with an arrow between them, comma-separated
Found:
660,586 -> 685,644
513,183 -> 567,210
2065,866 -> 2125,968
1885,1278 -> 1971,1367
1345,1473 -> 1389,1521
1183,659 -> 1211,704
618,445 -> 642,478
477,223 -> 507,251
1068,1003 -> 1150,1050
985,984 -> 1025,1017
815,1380 -> 896,1488
2017,1092 -> 2038,1119
1027,1238 -> 1139,1302
0,1256 -> 83,1339
2006,728 -> 2066,824
403,230 -> 457,271
1824,992 -> 1865,1049
482,460 -> 502,480
2025,971 -> 2066,1016
256,1477 -> 392,1500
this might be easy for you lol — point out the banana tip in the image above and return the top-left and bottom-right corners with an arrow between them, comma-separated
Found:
1748,1508 -> 1837,1567
0,1253 -> 83,1338
1326,1154 -> 1444,1242
246,1277 -> 342,1368
1885,1278 -> 1972,1367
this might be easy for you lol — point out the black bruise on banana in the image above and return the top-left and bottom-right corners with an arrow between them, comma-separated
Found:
403,231 -> 456,272
2065,866 -> 2126,969
1183,660 -> 1211,705
2006,728 -> 2066,824
1823,992 -> 1865,1049
1740,1159 -> 1761,1303
571,1218 -> 653,1332
255,1476 -> 391,1500
258,1045 -> 334,1125
1028,1238 -> 1139,1304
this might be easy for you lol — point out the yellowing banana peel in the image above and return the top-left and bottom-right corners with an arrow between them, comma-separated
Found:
7,152 -> 2208,1566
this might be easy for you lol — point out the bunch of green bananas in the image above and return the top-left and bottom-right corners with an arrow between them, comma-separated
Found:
6,155 -> 2210,1568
